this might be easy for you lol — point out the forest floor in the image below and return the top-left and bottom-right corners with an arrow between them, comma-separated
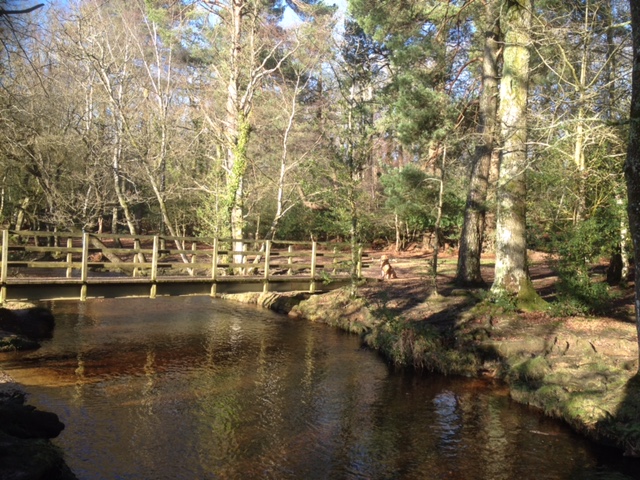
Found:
287,247 -> 640,457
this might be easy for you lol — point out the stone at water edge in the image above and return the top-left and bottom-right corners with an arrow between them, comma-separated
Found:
0,307 -> 55,339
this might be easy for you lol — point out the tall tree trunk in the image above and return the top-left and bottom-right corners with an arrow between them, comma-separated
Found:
265,76 -> 301,241
431,145 -> 446,297
605,1 -> 630,283
572,0 -> 591,225
14,196 -> 30,231
625,0 -> 640,365
456,0 -> 501,286
225,0 -> 248,267
491,0 -> 536,302
112,126 -> 137,236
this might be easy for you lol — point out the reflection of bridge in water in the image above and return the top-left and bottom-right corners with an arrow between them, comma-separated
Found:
0,230 -> 368,302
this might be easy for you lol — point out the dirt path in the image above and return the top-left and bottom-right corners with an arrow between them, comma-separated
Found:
359,248 -> 635,326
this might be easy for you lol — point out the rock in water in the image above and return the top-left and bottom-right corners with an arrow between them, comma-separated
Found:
0,307 -> 55,339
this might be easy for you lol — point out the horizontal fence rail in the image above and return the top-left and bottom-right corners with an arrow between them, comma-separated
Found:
0,230 -> 368,302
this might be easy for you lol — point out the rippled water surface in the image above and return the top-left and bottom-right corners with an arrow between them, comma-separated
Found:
2,297 -> 640,480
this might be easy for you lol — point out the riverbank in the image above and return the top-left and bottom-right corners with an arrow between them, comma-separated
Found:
224,249 -> 640,457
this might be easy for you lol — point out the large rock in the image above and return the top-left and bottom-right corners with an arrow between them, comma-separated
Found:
0,431 -> 77,480
0,307 -> 55,339
0,392 -> 76,480
0,334 -> 40,352
0,397 -> 64,439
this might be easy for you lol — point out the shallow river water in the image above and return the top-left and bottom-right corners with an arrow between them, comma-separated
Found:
2,296 -> 640,480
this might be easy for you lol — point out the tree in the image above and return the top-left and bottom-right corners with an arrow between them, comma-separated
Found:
0,2 -> 107,233
455,0 -> 501,287
61,0 -> 148,236
491,0 -> 539,305
625,0 -> 640,363
193,0 -> 334,270
329,19 -> 382,287
523,0 -> 630,309
530,0 -> 629,228
380,165 -> 438,251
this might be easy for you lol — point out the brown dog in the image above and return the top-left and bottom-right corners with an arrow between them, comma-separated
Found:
380,255 -> 397,279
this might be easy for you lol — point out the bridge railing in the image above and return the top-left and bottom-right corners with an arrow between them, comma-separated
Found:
0,230 -> 366,301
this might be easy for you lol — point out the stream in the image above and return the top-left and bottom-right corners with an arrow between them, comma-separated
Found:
1,296 -> 639,479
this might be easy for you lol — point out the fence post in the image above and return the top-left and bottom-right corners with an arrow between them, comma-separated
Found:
357,245 -> 363,279
80,232 -> 89,301
263,240 -> 271,293
210,238 -> 218,296
0,230 -> 8,303
65,237 -> 73,278
150,235 -> 159,298
242,242 -> 247,275
287,245 -> 293,275
332,247 -> 338,275
310,241 -> 317,293
189,242 -> 197,277
133,239 -> 141,278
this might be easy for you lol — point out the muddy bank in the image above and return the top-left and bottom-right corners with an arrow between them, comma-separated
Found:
0,304 -> 77,480
223,284 -> 640,458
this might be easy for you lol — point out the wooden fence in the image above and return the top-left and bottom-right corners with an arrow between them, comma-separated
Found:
0,230 -> 366,302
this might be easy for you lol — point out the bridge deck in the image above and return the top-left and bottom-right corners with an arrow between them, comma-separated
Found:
2,275 -> 353,302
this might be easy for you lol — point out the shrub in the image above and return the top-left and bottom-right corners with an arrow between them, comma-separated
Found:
549,214 -> 618,316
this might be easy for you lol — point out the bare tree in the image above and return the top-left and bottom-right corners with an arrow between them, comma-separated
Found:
196,0 -> 310,265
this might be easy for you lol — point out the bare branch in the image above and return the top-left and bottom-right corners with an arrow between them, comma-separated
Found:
0,3 -> 44,16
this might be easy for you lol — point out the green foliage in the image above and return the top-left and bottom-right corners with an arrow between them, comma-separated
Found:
196,194 -> 230,239
363,316 -> 478,374
379,165 -> 464,247
386,75 -> 454,145
550,274 -> 614,317
380,165 -> 436,231
510,356 -> 551,385
549,211 -> 620,316
195,157 -> 229,239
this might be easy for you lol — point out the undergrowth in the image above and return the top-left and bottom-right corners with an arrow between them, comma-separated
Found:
362,314 -> 478,375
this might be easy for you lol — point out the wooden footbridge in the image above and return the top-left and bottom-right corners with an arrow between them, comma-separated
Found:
0,230 -> 368,302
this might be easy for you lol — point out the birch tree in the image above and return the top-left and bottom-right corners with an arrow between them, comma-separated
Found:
63,0 -> 145,236
197,2 -> 286,243
195,0 -> 337,267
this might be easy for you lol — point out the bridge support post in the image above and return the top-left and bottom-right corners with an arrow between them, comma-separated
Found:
65,237 -> 73,278
150,235 -> 159,299
210,238 -> 218,296
1,230 -> 8,304
80,232 -> 89,301
263,240 -> 271,293
310,241 -> 317,293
